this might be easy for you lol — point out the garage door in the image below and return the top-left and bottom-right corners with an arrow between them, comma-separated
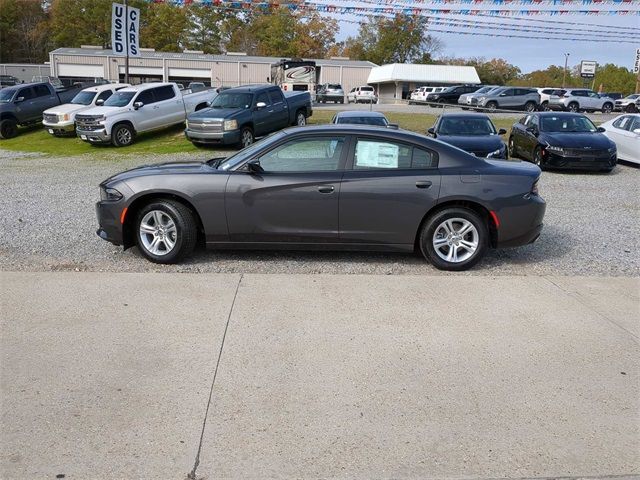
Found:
58,63 -> 105,78
168,68 -> 210,79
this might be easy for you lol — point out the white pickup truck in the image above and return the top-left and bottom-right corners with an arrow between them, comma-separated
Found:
42,83 -> 130,136
75,82 -> 214,147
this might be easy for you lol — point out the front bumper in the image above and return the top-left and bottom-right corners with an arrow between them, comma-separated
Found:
184,128 -> 241,145
543,150 -> 617,170
77,128 -> 112,144
95,201 -> 125,246
43,121 -> 75,136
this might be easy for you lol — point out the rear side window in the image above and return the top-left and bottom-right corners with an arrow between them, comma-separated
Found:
268,89 -> 284,105
154,86 -> 176,101
33,85 -> 51,97
353,139 -> 436,170
361,87 -> 374,92
412,148 -> 437,169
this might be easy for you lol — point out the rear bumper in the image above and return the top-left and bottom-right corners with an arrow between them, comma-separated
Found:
496,195 -> 546,248
184,128 -> 241,145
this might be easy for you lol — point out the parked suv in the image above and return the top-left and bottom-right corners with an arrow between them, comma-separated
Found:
547,89 -> 614,113
317,83 -> 344,103
458,85 -> 498,109
346,86 -> 377,104
426,85 -> 481,105
475,87 -> 540,112
614,94 -> 639,113
536,88 -> 565,111
409,86 -> 445,104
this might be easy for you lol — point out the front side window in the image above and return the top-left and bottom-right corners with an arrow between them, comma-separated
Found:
256,92 -> 269,106
501,89 -> 514,97
210,92 -> 252,109
136,89 -> 155,105
612,116 -> 633,131
257,137 -> 345,172
96,90 -> 113,102
18,88 -> 35,100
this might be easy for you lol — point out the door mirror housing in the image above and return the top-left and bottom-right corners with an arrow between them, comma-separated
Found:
255,102 -> 266,110
596,126 -> 606,133
15,96 -> 24,103
133,101 -> 143,110
427,127 -> 436,135
499,93 -> 507,97
526,126 -> 538,136
246,159 -> 264,173
498,128 -> 507,135
633,128 -> 640,135
96,99 -> 105,106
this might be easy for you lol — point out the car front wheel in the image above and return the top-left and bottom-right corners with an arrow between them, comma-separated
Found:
239,127 -> 254,149
601,103 -> 613,114
136,200 -> 197,264
508,136 -> 518,159
420,208 -> 488,271
112,123 -> 134,147
567,102 -> 579,113
0,118 -> 18,139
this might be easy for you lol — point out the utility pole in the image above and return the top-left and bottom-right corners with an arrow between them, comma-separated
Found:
124,0 -> 129,84
562,53 -> 570,88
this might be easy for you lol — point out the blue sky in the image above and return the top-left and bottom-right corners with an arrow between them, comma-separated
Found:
335,14 -> 640,73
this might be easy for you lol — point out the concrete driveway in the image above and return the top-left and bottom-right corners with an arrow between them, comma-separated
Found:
1,272 -> 638,479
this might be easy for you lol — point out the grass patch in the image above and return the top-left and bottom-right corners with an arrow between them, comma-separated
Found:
1,110 -> 521,157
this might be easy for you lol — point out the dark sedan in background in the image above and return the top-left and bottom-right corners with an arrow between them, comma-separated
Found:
331,111 -> 391,126
427,112 -> 508,159
96,125 -> 545,271
426,85 -> 482,105
509,112 -> 617,171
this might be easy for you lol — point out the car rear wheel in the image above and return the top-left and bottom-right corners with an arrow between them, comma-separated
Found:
541,101 -> 550,111
567,102 -> 579,113
112,123 -> 134,147
533,146 -> 545,170
524,101 -> 537,112
508,136 -> 519,159
136,200 -> 197,264
295,111 -> 306,126
626,104 -> 638,113
601,103 -> 613,114
239,127 -> 254,149
420,208 -> 488,271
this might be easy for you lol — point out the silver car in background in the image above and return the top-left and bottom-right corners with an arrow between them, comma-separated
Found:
458,85 -> 499,109
316,83 -> 345,104
346,86 -> 378,104
475,87 -> 540,112
547,89 -> 615,113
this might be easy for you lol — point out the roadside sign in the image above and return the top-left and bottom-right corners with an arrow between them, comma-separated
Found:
112,3 -> 140,57
580,60 -> 597,78
634,48 -> 640,74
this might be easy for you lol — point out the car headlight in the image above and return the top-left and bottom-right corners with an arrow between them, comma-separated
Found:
59,113 -> 70,122
546,144 -> 564,153
608,145 -> 616,153
487,145 -> 506,158
478,97 -> 486,103
431,95 -> 440,100
100,186 -> 123,201
224,119 -> 238,131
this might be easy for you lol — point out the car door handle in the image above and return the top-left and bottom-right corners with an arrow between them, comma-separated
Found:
317,185 -> 335,194
416,181 -> 432,189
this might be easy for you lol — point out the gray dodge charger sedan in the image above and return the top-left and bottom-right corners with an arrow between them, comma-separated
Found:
96,125 -> 545,271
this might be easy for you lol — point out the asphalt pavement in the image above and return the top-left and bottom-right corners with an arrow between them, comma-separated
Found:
1,272 -> 638,479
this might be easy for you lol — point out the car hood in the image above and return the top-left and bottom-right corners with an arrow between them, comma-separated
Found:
102,160 -> 223,186
540,132 -> 613,148
44,103 -> 91,115
437,135 -> 504,152
188,107 -> 246,120
78,106 -> 129,116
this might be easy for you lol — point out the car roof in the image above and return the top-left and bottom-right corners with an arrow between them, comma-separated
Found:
281,124 -> 432,143
117,82 -> 177,92
335,111 -> 387,118
532,112 -> 588,117
82,83 -> 130,93
1,82 -> 49,91
219,84 -> 275,93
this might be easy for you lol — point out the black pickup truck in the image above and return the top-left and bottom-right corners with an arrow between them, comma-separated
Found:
184,84 -> 312,148
0,82 -> 89,139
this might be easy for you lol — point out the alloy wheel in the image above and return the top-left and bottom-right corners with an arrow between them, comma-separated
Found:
116,127 -> 132,145
241,129 -> 253,148
296,113 -> 306,126
432,218 -> 479,263
139,210 -> 177,256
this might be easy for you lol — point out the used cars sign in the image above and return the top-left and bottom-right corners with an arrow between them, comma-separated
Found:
580,60 -> 597,78
112,2 -> 140,57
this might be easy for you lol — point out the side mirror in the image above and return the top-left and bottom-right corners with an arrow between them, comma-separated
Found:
386,123 -> 399,129
526,126 -> 538,136
96,99 -> 105,106
15,96 -> 24,103
498,128 -> 507,135
596,127 -> 606,133
633,128 -> 640,135
133,101 -> 143,110
255,102 -> 266,109
246,160 -> 264,173
427,127 -> 436,135
499,93 -> 507,97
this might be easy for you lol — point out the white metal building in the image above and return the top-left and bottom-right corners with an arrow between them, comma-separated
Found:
47,46 -> 376,96
0,63 -> 51,83
367,63 -> 481,102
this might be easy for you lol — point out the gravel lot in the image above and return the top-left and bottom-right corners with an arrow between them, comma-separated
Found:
1,148 -> 638,275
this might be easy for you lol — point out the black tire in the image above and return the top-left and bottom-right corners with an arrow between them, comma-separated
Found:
0,118 -> 18,139
524,101 -> 537,112
508,136 -> 519,159
567,102 -> 579,113
112,123 -> 134,147
419,207 -> 488,271
339,99 -> 344,104
438,98 -> 447,104
239,126 -> 254,149
486,101 -> 498,112
541,101 -> 549,111
532,146 -> 545,170
601,103 -> 613,114
295,111 -> 306,126
625,104 -> 638,113
135,199 -> 197,264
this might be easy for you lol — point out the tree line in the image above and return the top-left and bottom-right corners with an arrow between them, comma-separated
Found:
0,0 -> 635,93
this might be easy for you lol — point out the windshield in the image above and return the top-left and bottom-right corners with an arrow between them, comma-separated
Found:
626,94 -> 640,100
210,92 -> 253,109
71,91 -> 97,105
440,87 -> 455,93
218,131 -> 287,171
0,89 -> 15,102
104,91 -> 135,107
540,115 -> 598,133
337,116 -> 388,126
438,117 -> 497,136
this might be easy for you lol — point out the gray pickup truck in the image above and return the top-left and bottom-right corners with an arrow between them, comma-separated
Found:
0,82 -> 88,139
184,84 -> 312,148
